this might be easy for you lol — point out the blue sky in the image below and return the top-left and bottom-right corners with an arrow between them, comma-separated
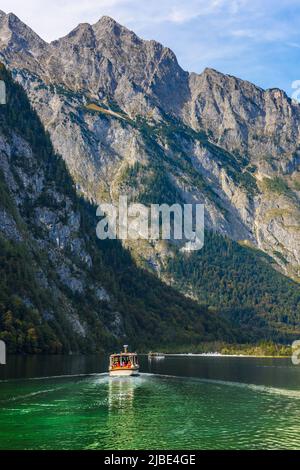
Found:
1,0 -> 300,95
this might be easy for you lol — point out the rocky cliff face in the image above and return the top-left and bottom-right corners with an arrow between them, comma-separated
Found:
0,11 -> 299,283
1,64 -> 235,353
0,63 -> 119,352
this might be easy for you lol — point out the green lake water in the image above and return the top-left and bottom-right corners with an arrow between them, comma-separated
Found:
0,355 -> 300,450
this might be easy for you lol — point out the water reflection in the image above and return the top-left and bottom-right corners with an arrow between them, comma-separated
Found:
106,377 -> 141,449
147,355 -> 165,375
1,361 -> 300,449
0,354 -> 108,380
1,355 -> 300,392
108,377 -> 135,412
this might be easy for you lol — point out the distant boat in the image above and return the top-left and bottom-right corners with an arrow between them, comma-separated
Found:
109,345 -> 139,376
148,352 -> 165,359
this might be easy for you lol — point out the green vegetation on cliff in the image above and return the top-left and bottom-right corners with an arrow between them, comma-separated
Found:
0,65 -> 235,354
165,231 -> 300,342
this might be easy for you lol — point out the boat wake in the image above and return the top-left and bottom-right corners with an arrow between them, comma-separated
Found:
1,371 -> 299,402
0,372 -> 108,383
141,372 -> 300,399
0,386 -> 68,404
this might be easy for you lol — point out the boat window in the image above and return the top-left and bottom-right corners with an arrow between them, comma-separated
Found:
110,354 -> 139,368
112,356 -> 121,367
121,356 -> 130,366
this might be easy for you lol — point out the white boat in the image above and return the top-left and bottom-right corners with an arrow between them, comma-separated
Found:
109,345 -> 139,377
148,351 -> 165,359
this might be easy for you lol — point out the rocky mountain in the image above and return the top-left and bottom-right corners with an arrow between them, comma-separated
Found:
0,12 -> 298,280
0,64 -> 237,353
0,11 -> 299,343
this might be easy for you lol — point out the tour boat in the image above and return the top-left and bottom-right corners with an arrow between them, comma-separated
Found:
109,345 -> 139,376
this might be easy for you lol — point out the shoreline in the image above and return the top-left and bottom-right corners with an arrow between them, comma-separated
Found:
155,353 -> 291,358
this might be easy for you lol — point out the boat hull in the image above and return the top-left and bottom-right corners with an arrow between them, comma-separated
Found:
109,368 -> 139,377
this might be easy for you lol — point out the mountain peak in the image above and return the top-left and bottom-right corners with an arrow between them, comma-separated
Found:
0,10 -> 46,64
93,15 -> 137,39
54,21 -> 95,45
6,12 -> 26,27
203,67 -> 221,74
96,15 -> 119,26
0,10 -> 45,39
94,15 -> 127,30
201,67 -> 229,81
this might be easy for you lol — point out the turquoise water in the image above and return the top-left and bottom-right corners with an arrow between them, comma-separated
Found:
0,356 -> 300,449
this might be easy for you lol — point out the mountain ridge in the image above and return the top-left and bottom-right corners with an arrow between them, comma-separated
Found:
0,12 -> 299,341
0,13 -> 299,264
0,63 -> 238,353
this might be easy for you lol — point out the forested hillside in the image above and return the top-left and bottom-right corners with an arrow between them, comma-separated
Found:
164,231 -> 300,343
0,64 -> 236,353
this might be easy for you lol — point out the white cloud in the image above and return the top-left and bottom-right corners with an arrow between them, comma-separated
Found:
167,0 -> 225,24
0,0 -> 134,41
230,28 -> 287,42
0,0 -> 248,40
287,41 -> 300,49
